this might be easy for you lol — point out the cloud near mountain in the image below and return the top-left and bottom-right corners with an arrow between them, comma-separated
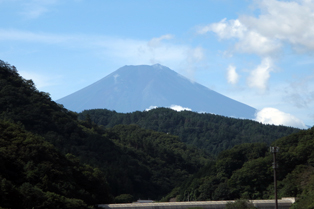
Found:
255,107 -> 307,129
56,64 -> 307,129
198,0 -> 314,94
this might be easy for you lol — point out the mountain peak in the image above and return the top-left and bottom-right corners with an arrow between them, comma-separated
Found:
56,64 -> 256,119
152,63 -> 166,69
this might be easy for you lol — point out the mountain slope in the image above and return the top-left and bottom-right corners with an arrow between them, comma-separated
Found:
0,60 -> 210,204
162,126 -> 314,208
79,108 -> 300,155
57,64 -> 256,119
0,120 -> 111,209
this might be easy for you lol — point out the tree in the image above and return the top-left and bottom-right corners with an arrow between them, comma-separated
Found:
115,194 -> 134,203
225,199 -> 257,209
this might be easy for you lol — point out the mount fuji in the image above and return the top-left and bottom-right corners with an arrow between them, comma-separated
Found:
56,64 -> 257,119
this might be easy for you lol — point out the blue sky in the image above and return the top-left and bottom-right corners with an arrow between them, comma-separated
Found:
1,0 -> 314,129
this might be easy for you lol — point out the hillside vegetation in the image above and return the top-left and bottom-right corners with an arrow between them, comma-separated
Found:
0,121 -> 111,209
1,59 -> 312,209
162,127 -> 314,208
0,60 -> 210,208
79,108 -> 299,155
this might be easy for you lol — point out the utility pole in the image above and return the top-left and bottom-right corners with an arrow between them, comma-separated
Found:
270,146 -> 279,209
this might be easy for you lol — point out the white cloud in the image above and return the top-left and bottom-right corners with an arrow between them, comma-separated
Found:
98,36 -> 191,66
198,18 -> 280,56
145,106 -> 158,111
148,34 -> 174,48
96,34 -> 206,72
145,105 -> 192,112
21,0 -> 59,19
189,46 -> 204,62
0,29 -> 74,43
199,0 -> 314,55
18,71 -> 58,88
234,30 -> 281,56
284,74 -> 314,108
255,107 -> 307,129
198,0 -> 314,92
0,29 -> 202,70
180,46 -> 205,82
247,57 -> 273,91
169,105 -> 192,112
227,65 -> 239,84
198,18 -> 246,39
241,0 -> 314,52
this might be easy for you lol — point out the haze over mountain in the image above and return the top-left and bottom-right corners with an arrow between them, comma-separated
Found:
57,64 -> 257,119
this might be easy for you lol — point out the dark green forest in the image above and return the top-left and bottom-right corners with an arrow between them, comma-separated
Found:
0,121 -> 110,209
1,59 -> 314,208
161,127 -> 314,208
0,60 -> 209,208
78,108 -> 299,155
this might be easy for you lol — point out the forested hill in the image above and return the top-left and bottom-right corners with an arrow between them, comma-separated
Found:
0,121 -> 111,209
0,60 -> 211,208
163,126 -> 314,208
79,108 -> 300,155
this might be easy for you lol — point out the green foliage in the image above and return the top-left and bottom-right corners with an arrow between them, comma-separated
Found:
163,143 -> 269,201
291,192 -> 314,209
274,128 -> 314,208
106,124 -> 209,198
2,59 -> 314,208
115,194 -> 134,203
0,59 -> 211,205
0,120 -> 111,208
225,199 -> 257,209
79,108 -> 299,155
229,157 -> 272,199
165,126 -> 314,205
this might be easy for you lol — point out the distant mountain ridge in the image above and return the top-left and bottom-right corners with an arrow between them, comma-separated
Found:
57,64 -> 256,119
79,108 -> 300,155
